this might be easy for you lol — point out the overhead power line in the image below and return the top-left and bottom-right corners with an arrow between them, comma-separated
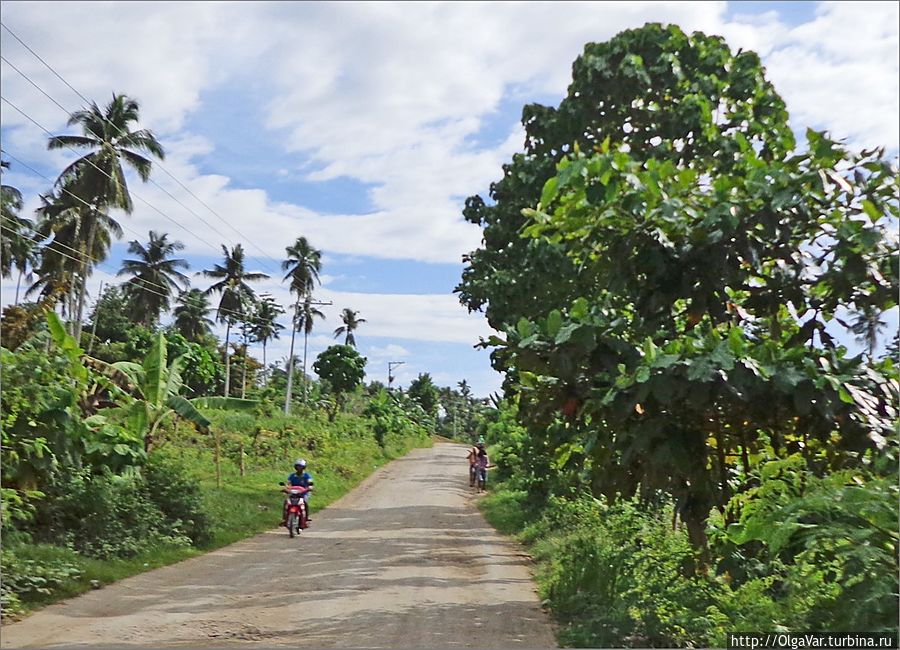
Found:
1,95 -> 229,257
0,21 -> 289,277
0,223 -> 284,329
1,153 -> 332,329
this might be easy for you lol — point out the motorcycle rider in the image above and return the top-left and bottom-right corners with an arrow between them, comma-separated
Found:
281,459 -> 314,527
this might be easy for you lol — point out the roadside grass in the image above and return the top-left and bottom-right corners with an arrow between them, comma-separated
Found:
478,487 -> 531,535
4,425 -> 431,620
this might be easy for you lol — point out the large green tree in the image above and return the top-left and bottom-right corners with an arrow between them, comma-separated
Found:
313,344 -> 366,419
407,372 -> 439,417
118,230 -> 190,326
459,24 -> 898,550
29,186 -> 122,317
48,93 -> 165,340
200,244 -> 269,396
457,24 -> 795,333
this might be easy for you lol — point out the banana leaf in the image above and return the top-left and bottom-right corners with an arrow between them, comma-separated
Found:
167,395 -> 212,430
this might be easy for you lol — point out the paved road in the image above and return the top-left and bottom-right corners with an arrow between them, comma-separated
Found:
1,443 -> 556,648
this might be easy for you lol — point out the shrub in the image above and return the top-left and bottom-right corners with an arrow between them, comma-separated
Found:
30,471 -> 191,559
0,546 -> 82,618
143,455 -> 212,546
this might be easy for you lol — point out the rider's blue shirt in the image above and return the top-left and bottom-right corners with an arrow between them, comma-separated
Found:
287,471 -> 313,489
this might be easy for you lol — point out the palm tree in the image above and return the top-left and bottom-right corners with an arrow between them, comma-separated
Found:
281,236 -> 322,414
252,294 -> 285,383
1,160 -> 39,304
48,93 -> 165,340
200,244 -> 269,396
851,304 -> 887,358
29,186 -> 122,316
333,308 -> 366,347
173,289 -> 215,342
117,231 -> 190,325
238,314 -> 255,399
296,297 -> 326,403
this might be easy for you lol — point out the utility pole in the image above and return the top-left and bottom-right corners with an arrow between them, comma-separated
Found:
388,361 -> 405,391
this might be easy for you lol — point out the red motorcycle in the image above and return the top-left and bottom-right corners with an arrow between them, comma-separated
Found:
279,483 -> 309,538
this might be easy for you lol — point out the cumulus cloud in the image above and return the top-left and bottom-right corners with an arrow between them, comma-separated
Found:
1,1 -> 896,396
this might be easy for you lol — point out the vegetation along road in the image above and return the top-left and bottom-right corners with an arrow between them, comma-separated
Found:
0,443 -> 556,648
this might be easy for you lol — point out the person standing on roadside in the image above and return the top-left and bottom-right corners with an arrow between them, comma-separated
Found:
475,442 -> 490,492
466,443 -> 479,487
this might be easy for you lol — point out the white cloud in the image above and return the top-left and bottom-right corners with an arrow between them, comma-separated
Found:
761,2 -> 899,149
2,1 -> 896,400
3,1 -> 896,270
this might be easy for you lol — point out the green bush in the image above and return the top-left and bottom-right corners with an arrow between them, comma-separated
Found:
0,546 -> 82,618
31,471 -> 191,559
484,480 -> 899,648
143,455 -> 212,546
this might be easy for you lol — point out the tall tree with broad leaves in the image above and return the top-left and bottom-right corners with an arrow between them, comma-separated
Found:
173,288 -> 215,342
281,236 -> 322,414
251,294 -> 285,384
313,344 -> 367,421
118,230 -> 190,326
458,23 -> 898,552
48,93 -> 164,339
333,308 -> 366,347
200,244 -> 269,396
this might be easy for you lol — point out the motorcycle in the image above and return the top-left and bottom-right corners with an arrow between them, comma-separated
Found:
279,482 -> 309,538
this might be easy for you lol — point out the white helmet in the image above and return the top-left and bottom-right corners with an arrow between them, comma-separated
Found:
294,459 -> 307,468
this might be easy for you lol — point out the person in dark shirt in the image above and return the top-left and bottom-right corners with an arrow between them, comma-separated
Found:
282,459 -> 314,526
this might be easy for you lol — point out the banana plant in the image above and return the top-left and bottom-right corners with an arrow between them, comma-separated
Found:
47,312 -> 256,452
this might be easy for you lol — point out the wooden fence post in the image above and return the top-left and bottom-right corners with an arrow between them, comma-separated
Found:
215,430 -> 222,488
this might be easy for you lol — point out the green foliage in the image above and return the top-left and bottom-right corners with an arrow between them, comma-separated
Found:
720,457 -> 899,634
484,483 -> 897,648
313,345 -> 367,418
85,285 -> 136,345
460,23 -> 899,552
406,372 -> 439,417
30,470 -> 192,559
143,455 -> 212,546
0,547 -> 82,618
163,331 -> 224,396
363,389 -> 431,449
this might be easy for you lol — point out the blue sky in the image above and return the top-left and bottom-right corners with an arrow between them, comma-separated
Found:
1,1 -> 897,398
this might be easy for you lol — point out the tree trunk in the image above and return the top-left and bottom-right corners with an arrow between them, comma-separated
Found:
65,214 -> 84,335
262,341 -> 267,386
284,299 -> 299,415
715,428 -> 729,512
224,320 -> 232,397
239,442 -> 245,477
73,219 -> 98,344
302,328 -> 309,404
241,340 -> 248,399
14,269 -> 22,306
215,430 -> 222,488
